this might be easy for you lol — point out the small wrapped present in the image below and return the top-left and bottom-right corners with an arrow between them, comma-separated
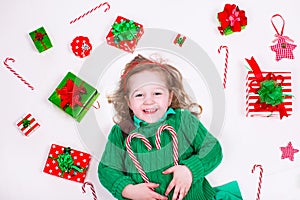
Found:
217,4 -> 247,36
29,26 -> 53,53
43,144 -> 91,183
71,36 -> 92,58
173,34 -> 186,47
106,16 -> 144,53
245,57 -> 292,119
16,113 -> 40,136
48,72 -> 99,122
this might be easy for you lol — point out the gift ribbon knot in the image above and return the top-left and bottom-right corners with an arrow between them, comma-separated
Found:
22,119 -> 31,128
49,147 -> 85,177
111,19 -> 139,44
56,79 -> 86,110
257,80 -> 284,106
227,7 -> 240,26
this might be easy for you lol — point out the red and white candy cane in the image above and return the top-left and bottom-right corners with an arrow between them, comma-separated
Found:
126,133 -> 152,183
155,124 -> 178,166
218,45 -> 229,89
251,164 -> 263,200
3,57 -> 34,90
70,2 -> 110,24
82,182 -> 98,200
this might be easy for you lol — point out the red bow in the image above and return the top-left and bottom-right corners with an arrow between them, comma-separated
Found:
218,4 -> 247,34
246,57 -> 288,119
56,79 -> 86,110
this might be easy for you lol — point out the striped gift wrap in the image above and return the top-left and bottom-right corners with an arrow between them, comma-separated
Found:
246,71 -> 292,118
16,113 -> 40,136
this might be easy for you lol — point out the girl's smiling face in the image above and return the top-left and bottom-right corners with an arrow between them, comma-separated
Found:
126,70 -> 173,123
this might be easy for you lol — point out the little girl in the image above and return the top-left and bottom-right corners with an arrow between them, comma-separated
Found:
98,54 -> 242,200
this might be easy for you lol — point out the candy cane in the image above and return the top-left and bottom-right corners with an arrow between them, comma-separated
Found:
70,2 -> 110,24
3,57 -> 34,90
82,182 -> 98,200
218,45 -> 229,89
126,133 -> 152,183
251,164 -> 263,200
155,124 -> 178,166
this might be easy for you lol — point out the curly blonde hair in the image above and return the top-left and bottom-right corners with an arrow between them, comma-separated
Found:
107,54 -> 202,123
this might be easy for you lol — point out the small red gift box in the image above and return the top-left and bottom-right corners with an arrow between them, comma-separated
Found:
43,144 -> 91,183
16,113 -> 40,136
106,16 -> 144,53
173,34 -> 186,47
245,57 -> 292,119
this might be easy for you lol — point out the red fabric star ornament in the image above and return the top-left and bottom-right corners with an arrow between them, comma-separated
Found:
270,14 -> 297,61
270,38 -> 297,61
280,141 -> 299,161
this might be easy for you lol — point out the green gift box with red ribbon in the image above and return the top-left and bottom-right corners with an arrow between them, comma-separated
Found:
245,57 -> 292,119
29,26 -> 53,53
43,144 -> 91,183
48,72 -> 99,122
106,16 -> 144,53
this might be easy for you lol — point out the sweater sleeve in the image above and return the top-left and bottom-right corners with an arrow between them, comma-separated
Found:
98,125 -> 135,200
178,110 -> 223,184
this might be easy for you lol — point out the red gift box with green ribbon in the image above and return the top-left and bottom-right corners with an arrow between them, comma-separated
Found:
245,57 -> 292,119
48,72 -> 99,122
106,16 -> 144,53
43,144 -> 91,183
217,4 -> 247,36
29,26 -> 53,53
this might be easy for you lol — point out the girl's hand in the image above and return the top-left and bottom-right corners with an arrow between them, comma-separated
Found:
122,183 -> 168,200
163,165 -> 193,200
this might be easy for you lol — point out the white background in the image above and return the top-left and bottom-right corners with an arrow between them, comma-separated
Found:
1,0 -> 300,199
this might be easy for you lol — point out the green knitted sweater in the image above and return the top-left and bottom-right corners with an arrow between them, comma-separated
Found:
98,109 -> 223,200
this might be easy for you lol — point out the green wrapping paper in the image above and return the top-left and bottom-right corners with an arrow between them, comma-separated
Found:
29,26 -> 53,53
48,72 -> 99,122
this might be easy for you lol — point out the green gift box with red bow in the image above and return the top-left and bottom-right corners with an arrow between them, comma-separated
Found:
43,144 -> 91,183
106,16 -> 144,53
245,57 -> 292,119
48,72 -> 99,122
29,26 -> 53,53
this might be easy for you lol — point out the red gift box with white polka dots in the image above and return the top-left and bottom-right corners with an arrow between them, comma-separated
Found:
43,144 -> 91,183
106,16 -> 144,53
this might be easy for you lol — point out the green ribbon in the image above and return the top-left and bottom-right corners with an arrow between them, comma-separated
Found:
257,80 -> 284,106
49,147 -> 85,177
176,37 -> 184,45
22,119 -> 31,128
111,20 -> 139,44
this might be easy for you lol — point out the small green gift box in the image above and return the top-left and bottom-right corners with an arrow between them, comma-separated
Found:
29,26 -> 53,53
48,72 -> 99,122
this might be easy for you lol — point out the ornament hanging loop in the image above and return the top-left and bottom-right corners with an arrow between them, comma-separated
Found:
271,14 -> 285,36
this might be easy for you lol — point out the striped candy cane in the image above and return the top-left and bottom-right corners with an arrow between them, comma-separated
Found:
126,133 -> 152,183
251,164 -> 263,200
155,124 -> 178,166
3,57 -> 34,90
82,182 -> 98,200
70,2 -> 110,24
218,45 -> 229,89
